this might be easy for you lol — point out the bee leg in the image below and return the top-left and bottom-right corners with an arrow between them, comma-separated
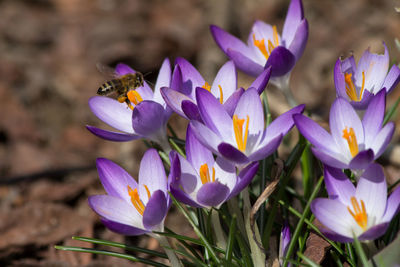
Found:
117,95 -> 127,103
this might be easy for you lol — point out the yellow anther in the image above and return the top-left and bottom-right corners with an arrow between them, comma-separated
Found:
127,90 -> 143,106
342,127 -> 359,157
128,185 -> 145,215
252,25 -> 279,60
202,82 -> 211,92
344,72 -> 365,102
218,85 -> 224,104
347,196 -> 368,231
144,184 -> 151,199
233,115 -> 249,152
199,163 -> 216,184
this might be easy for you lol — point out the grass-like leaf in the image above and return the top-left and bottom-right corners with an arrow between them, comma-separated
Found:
296,251 -> 321,267
352,235 -> 370,267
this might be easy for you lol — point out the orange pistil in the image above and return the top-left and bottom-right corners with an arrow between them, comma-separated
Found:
252,25 -> 279,60
127,185 -> 152,216
127,90 -> 143,109
199,163 -> 216,184
233,115 -> 249,152
202,82 -> 211,92
218,85 -> 224,104
342,127 -> 359,157
344,72 -> 365,102
347,196 -> 368,231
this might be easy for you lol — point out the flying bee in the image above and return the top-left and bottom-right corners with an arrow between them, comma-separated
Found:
96,63 -> 144,107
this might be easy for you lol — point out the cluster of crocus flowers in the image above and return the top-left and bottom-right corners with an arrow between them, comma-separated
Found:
88,149 -> 170,235
311,165 -> 400,242
334,43 -> 400,109
210,0 -> 308,80
87,58 -> 179,149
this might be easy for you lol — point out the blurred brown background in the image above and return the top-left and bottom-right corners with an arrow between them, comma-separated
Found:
0,0 -> 399,265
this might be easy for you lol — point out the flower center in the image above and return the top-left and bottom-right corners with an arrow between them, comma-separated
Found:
126,90 -> 143,110
127,185 -> 151,215
342,127 -> 359,157
233,115 -> 249,152
252,25 -> 279,60
344,72 -> 365,102
347,196 -> 368,231
199,163 -> 215,184
202,82 -> 224,104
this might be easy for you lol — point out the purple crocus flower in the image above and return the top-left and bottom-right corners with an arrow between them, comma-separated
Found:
294,90 -> 394,172
311,164 -> 400,242
161,57 -> 271,121
210,0 -> 308,79
169,125 -> 259,209
87,58 -> 180,150
88,149 -> 170,235
334,43 -> 400,110
190,86 -> 305,165
279,222 -> 291,266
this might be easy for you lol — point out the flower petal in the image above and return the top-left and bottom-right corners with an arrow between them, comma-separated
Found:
88,195 -> 143,228
138,149 -> 167,193
186,124 -> 214,171
182,100 -> 202,121
370,122 -> 395,159
210,24 -> 253,58
218,142 -> 250,164
101,218 -> 148,236
115,63 -> 135,75
362,90 -> 385,145
248,134 -> 283,162
311,147 -> 348,169
324,166 -> 355,204
265,46 -> 296,77
381,185 -> 400,222
143,190 -> 168,230
190,121 -> 222,154
132,101 -> 166,137
196,182 -> 230,208
223,88 -> 245,117
282,0 -> 304,46
319,227 -> 354,243
358,223 -> 389,241
382,64 -> 400,93
334,59 -> 347,99
211,61 -> 237,99
176,57 -> 205,98
96,158 -> 138,203
311,198 -> 354,238
89,96 -> 134,133
153,58 -> 171,104
86,125 -> 141,142
348,149 -> 374,170
161,87 -> 190,119
250,67 -> 272,94
356,163 -> 387,220
226,48 -> 265,77
287,19 -> 308,61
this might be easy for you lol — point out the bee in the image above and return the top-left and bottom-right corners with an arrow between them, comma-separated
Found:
96,63 -> 144,106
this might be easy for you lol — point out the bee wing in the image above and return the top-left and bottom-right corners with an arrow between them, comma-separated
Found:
96,63 -> 120,79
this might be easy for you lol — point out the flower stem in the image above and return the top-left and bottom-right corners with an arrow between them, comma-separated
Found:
273,74 -> 297,107
227,197 -> 247,242
153,234 -> 182,267
211,209 -> 227,250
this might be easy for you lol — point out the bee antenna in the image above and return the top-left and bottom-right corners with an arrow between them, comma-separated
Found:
143,71 -> 152,78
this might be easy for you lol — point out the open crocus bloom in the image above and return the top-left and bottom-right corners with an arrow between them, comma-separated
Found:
210,0 -> 308,79
88,149 -> 170,235
169,125 -> 259,209
294,90 -> 394,171
311,164 -> 400,242
87,58 -> 180,147
190,87 -> 304,165
161,57 -> 271,121
334,43 -> 400,110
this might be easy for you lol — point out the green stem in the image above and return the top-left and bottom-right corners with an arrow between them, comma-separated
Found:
211,209 -> 227,250
227,197 -> 247,242
153,234 -> 183,267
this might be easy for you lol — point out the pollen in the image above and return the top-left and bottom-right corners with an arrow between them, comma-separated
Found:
252,25 -> 279,60
344,72 -> 365,102
199,163 -> 216,184
347,196 -> 368,231
233,115 -> 249,152
127,185 -> 151,216
202,82 -> 211,92
342,127 -> 359,157
127,90 -> 143,106
218,85 -> 224,104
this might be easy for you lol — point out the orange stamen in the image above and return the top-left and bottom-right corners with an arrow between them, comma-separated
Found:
218,85 -> 224,104
233,115 -> 249,152
252,25 -> 279,60
127,90 -> 143,106
202,82 -> 211,92
342,127 -> 359,157
199,163 -> 216,184
128,185 -> 145,215
347,196 -> 368,231
344,72 -> 365,102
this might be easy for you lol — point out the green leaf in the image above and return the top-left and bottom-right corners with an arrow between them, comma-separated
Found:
225,215 -> 237,263
352,236 -> 371,267
296,251 -> 321,267
371,233 -> 400,266
55,246 -> 168,267
72,236 -> 167,259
